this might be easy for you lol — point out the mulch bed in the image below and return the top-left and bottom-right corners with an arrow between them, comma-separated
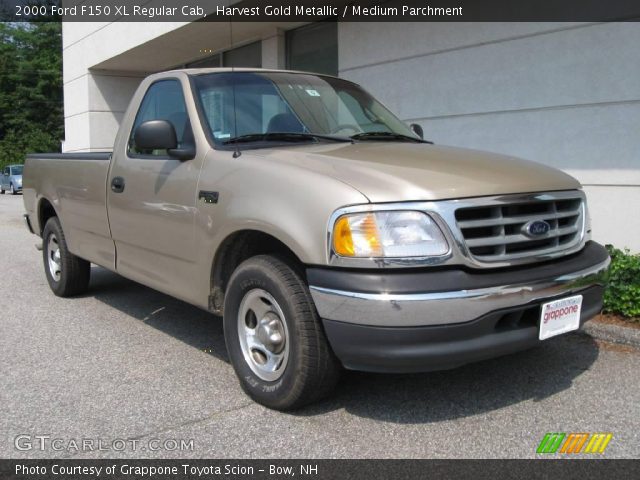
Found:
592,313 -> 640,330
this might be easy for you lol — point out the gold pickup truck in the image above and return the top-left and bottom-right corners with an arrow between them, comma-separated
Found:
22,68 -> 610,410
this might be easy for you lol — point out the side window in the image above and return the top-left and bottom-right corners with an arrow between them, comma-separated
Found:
128,80 -> 193,157
3,167 -> 8,175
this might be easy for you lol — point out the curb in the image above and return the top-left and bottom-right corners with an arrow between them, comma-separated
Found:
582,320 -> 640,349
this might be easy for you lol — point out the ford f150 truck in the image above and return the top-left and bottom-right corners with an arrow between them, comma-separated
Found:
23,68 -> 610,410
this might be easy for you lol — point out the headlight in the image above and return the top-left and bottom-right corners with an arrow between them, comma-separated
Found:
332,211 -> 449,258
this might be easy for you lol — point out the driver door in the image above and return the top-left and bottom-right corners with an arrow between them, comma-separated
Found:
107,78 -> 205,303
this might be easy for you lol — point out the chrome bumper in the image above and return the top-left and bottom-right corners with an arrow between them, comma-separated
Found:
310,257 -> 610,328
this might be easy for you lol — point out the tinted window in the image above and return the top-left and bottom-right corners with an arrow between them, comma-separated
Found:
186,53 -> 222,68
286,23 -> 338,76
129,80 -> 192,157
184,42 -> 261,69
223,42 -> 262,68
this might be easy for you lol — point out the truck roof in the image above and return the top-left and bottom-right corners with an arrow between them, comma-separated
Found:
149,67 -> 343,82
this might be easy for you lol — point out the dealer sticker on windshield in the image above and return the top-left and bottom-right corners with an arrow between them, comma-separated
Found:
539,295 -> 583,340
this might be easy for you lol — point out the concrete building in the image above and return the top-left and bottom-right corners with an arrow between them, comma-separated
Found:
62,20 -> 640,250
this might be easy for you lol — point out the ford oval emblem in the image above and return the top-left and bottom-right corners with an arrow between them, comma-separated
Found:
524,220 -> 551,237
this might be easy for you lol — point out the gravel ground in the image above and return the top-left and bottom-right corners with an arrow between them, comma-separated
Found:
1,193 -> 638,459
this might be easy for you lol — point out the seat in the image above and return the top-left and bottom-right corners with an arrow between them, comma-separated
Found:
266,113 -> 304,133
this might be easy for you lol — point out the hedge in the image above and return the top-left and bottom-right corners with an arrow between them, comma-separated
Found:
603,245 -> 640,320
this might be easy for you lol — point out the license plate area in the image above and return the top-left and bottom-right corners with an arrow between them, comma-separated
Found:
539,295 -> 583,340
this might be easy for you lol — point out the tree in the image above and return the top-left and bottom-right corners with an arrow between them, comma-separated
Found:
0,20 -> 62,169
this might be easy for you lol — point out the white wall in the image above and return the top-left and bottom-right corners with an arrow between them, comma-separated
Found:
61,22 -> 186,151
339,22 -> 640,251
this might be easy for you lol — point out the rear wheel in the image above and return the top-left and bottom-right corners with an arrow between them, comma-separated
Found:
223,255 -> 341,410
42,217 -> 90,296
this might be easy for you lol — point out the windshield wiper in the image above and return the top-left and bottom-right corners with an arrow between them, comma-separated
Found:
223,132 -> 352,145
350,132 -> 431,143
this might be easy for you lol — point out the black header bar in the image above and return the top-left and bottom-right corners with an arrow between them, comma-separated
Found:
2,0 -> 640,22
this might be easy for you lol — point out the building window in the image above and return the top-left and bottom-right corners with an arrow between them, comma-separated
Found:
286,23 -> 338,76
223,42 -> 262,68
186,42 -> 262,69
186,53 -> 222,68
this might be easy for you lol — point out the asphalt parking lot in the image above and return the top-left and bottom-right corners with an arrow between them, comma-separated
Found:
1,193 -> 639,459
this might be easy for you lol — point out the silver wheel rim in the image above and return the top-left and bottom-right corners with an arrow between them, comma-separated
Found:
237,288 -> 289,382
47,234 -> 62,282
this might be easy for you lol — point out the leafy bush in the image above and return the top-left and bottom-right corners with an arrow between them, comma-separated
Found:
603,245 -> 640,320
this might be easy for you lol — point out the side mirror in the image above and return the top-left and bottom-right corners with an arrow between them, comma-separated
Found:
133,120 -> 195,161
134,120 -> 178,151
410,123 -> 424,140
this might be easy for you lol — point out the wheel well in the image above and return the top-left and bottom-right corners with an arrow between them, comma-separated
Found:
210,230 -> 304,315
38,199 -> 57,235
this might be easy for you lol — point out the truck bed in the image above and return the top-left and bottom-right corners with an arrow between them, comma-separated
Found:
23,152 -> 115,268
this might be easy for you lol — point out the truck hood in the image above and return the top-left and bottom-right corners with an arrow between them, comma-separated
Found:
256,142 -> 581,203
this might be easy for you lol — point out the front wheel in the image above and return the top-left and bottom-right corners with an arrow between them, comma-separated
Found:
10,184 -> 16,195
224,255 -> 341,410
42,217 -> 91,296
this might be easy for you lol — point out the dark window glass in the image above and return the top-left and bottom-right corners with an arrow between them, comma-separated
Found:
286,23 -> 338,76
128,80 -> 192,157
222,42 -> 262,68
184,42 -> 261,70
186,53 -> 222,68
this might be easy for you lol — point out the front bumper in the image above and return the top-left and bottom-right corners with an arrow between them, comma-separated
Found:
308,241 -> 609,373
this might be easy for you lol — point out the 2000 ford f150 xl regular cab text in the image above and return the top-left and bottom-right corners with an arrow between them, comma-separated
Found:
23,69 -> 610,410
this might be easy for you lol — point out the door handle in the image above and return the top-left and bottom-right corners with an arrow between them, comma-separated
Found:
111,176 -> 125,193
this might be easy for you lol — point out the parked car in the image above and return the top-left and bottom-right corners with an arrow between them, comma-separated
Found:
22,68 -> 610,410
1,164 -> 23,194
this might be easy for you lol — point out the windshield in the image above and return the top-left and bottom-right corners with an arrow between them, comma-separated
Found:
192,72 -> 419,145
10,166 -> 23,175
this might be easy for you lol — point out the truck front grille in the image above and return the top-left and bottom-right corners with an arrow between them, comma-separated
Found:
454,194 -> 584,262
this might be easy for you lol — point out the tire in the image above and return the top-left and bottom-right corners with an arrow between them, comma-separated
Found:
224,255 -> 341,410
10,184 -> 16,195
0,187 -> 4,194
42,217 -> 90,297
